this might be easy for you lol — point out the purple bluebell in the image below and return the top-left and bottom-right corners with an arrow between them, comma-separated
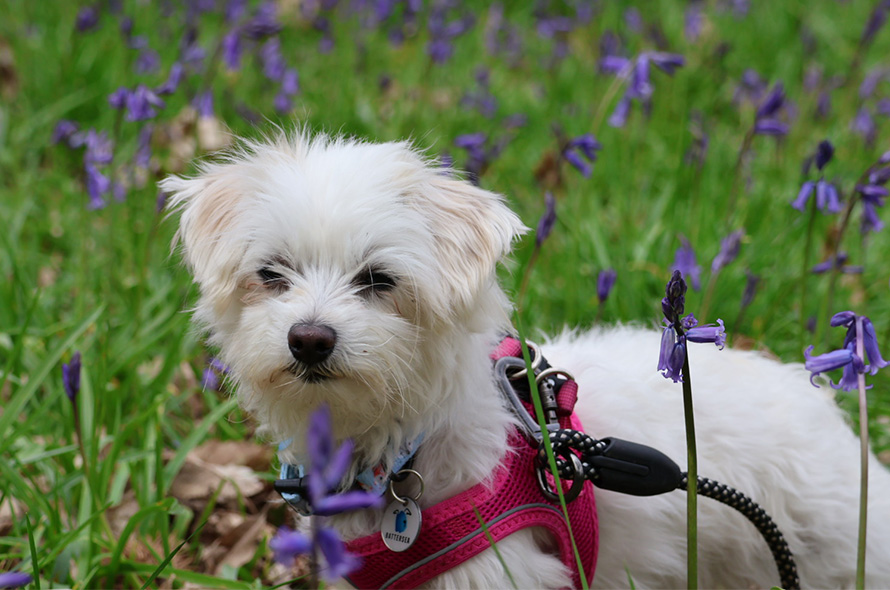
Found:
792,179 -> 842,214
624,7 -> 643,32
0,572 -> 33,589
261,38 -> 286,81
85,164 -> 110,209
134,124 -> 153,170
733,69 -> 767,107
79,129 -> 114,165
427,7 -> 474,64
125,85 -> 165,121
135,48 -> 161,75
179,31 -> 207,72
753,119 -> 789,136
711,229 -> 744,274
658,327 -> 686,383
454,132 -> 502,184
62,352 -> 82,403
202,357 -> 229,391
156,63 -> 184,95
221,30 -> 243,71
861,1 -> 890,45
756,82 -> 785,119
604,52 -> 684,128
316,527 -> 361,580
597,269 -> 617,303
684,3 -> 703,41
270,526 -> 312,565
562,134 -> 601,177
851,107 -> 877,146
76,5 -> 100,32
536,16 -> 573,38
243,2 -> 281,39
52,120 -> 80,145
305,404 -> 383,516
535,192 -> 557,248
859,67 -> 886,99
649,53 -> 685,76
226,0 -> 248,23
193,90 -> 214,118
608,96 -> 631,128
658,271 -> 725,383
108,87 -> 129,110
686,318 -> 726,349
815,140 -> 834,170
811,252 -> 863,275
857,183 -> 888,233
741,270 -> 759,309
805,312 -> 889,390
672,237 -> 702,291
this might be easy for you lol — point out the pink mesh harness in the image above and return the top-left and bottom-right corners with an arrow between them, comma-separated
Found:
344,339 -> 598,589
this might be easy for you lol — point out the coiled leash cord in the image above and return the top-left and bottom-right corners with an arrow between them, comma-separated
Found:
538,428 -> 801,590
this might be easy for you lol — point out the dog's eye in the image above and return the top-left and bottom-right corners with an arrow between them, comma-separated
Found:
354,267 -> 396,295
258,267 -> 288,288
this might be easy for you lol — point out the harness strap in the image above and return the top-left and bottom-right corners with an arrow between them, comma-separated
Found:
344,432 -> 597,589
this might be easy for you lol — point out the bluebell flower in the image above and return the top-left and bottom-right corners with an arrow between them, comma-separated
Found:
85,164 -> 111,209
535,192 -> 557,248
752,82 -> 789,137
814,140 -> 834,171
792,179 -> 842,214
75,6 -> 100,32
134,124 -> 153,170
711,229 -> 744,274
0,571 -> 33,589
562,134 -> 601,177
686,318 -> 726,349
273,404 -> 381,581
108,87 -> 129,110
672,237 -> 702,291
192,91 -> 214,118
305,404 -> 383,516
243,2 -> 281,39
221,30 -> 243,71
155,63 -> 184,95
805,311 -> 889,390
124,85 -> 165,121
658,271 -> 725,383
135,48 -> 161,75
596,269 -> 617,303
851,107 -> 877,146
811,252 -> 863,275
52,120 -> 80,145
261,38 -> 286,81
857,183 -> 888,234
62,351 -> 82,403
603,52 -> 684,128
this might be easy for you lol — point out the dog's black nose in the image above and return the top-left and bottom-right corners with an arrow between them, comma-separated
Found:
288,323 -> 337,365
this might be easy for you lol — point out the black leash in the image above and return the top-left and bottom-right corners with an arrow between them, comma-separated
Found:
493,349 -> 800,590
539,428 -> 801,590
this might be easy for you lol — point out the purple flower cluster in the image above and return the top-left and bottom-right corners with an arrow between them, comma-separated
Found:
535,192 -> 557,248
857,156 -> 890,233
672,236 -> 702,291
805,312 -> 888,391
271,404 -> 381,581
792,140 -> 842,214
752,82 -> 789,137
453,132 -> 509,185
658,271 -> 726,383
427,1 -> 474,64
601,52 -> 685,128
63,351 -> 82,403
562,134 -> 602,178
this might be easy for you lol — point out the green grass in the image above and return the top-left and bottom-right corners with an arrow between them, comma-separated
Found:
2,0 -> 890,587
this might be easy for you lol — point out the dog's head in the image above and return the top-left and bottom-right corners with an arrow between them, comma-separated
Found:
163,132 -> 526,442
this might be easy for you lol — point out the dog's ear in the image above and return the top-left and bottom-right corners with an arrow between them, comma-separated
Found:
160,165 -> 247,301
410,169 -> 528,314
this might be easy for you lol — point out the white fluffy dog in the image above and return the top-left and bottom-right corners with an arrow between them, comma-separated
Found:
164,131 -> 890,589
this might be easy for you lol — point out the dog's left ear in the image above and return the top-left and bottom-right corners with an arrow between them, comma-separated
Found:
410,170 -> 528,313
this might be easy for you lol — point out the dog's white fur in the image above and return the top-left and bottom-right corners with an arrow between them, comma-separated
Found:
164,132 -> 890,589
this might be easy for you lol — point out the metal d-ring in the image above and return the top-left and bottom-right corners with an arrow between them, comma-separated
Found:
389,469 -> 424,505
507,340 -> 542,380
536,450 -> 585,503
534,366 -> 575,384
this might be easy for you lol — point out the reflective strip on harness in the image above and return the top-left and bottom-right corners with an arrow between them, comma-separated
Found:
344,429 -> 598,589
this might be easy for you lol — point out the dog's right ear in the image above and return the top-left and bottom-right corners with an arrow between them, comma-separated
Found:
160,165 -> 246,300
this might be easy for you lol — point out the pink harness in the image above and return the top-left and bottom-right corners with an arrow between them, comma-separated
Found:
344,339 -> 599,589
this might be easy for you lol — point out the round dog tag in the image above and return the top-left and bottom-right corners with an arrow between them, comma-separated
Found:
381,497 -> 422,552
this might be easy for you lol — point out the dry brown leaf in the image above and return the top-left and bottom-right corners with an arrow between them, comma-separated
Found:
213,507 -> 271,576
193,439 -> 273,471
168,452 -> 265,506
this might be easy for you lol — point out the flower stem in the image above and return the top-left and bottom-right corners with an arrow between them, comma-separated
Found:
799,197 -> 818,350
855,317 -> 868,590
678,333 -> 698,589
